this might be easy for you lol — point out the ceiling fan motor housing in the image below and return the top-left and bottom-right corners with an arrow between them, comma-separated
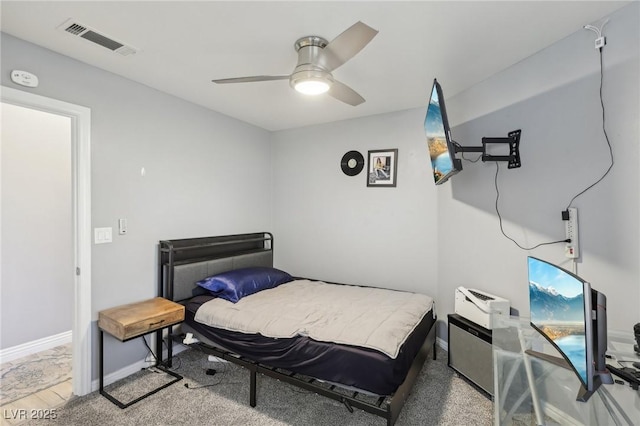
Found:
290,36 -> 334,93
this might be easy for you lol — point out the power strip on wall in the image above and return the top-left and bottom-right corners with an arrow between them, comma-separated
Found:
564,207 -> 579,259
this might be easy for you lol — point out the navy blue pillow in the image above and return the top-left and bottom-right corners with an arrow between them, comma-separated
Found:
196,267 -> 293,303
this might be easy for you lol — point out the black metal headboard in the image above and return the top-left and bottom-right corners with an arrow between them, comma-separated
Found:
158,232 -> 273,302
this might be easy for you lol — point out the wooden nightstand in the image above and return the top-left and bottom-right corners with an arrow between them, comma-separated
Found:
98,297 -> 185,408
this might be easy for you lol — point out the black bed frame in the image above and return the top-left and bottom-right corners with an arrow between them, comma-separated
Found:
159,232 -> 437,426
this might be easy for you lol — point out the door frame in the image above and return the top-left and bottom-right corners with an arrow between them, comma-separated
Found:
1,86 -> 92,396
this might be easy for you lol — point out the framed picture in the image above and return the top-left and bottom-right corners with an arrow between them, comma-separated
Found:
367,149 -> 398,187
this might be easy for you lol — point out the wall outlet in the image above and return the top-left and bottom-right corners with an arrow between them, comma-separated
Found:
564,207 -> 579,259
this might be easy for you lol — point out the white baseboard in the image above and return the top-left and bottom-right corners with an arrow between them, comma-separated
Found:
91,344 -> 189,392
91,358 -> 150,392
0,330 -> 72,363
436,336 -> 448,352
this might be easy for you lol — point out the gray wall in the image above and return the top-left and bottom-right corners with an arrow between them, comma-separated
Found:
1,33 -> 272,375
1,103 -> 73,347
440,2 -> 639,333
272,2 -> 639,338
271,109 -> 439,299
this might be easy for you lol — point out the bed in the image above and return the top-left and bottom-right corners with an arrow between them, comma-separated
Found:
159,232 -> 437,426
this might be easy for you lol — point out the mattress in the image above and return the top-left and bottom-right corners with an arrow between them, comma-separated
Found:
194,279 -> 433,359
184,292 -> 436,395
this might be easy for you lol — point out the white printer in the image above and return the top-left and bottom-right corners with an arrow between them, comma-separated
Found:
454,287 -> 510,330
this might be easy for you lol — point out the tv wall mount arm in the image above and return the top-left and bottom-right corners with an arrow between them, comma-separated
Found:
454,129 -> 522,169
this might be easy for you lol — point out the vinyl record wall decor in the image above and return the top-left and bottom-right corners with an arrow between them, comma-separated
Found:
367,149 -> 397,187
340,150 -> 365,176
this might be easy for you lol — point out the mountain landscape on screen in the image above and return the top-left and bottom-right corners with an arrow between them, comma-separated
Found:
529,282 -> 584,322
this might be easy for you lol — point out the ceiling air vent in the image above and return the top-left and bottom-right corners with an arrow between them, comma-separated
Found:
57,19 -> 138,56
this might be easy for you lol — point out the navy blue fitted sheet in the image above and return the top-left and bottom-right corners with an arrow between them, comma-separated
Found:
184,294 -> 435,395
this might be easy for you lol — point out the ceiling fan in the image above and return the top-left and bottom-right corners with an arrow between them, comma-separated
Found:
212,21 -> 378,106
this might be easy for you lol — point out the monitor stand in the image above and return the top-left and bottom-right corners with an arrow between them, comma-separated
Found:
575,377 -> 601,402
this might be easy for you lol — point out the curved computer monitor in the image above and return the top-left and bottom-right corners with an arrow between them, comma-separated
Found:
528,256 -> 610,402
424,79 -> 462,185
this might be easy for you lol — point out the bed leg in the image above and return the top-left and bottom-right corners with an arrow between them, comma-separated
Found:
433,341 -> 437,360
250,370 -> 257,407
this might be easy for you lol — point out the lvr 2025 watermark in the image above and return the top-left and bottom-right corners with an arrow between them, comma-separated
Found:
3,408 -> 57,420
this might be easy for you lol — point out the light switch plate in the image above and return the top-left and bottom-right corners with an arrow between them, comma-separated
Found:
118,218 -> 127,235
94,227 -> 113,244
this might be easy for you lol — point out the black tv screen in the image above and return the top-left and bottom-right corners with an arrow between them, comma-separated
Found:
424,79 -> 462,184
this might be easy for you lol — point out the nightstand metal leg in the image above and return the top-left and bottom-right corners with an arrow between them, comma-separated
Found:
99,330 -> 104,392
155,329 -> 163,366
99,329 -> 183,409
167,326 -> 173,366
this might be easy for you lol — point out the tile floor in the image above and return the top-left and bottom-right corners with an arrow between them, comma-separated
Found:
0,344 -> 73,425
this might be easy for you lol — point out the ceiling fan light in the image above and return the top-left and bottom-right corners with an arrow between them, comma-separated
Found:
290,68 -> 334,96
294,79 -> 331,95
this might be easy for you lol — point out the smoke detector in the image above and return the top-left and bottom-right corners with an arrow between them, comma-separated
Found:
57,19 -> 138,56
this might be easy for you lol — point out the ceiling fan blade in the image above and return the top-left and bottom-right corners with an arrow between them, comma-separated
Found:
318,21 -> 378,72
212,75 -> 289,84
328,80 -> 365,106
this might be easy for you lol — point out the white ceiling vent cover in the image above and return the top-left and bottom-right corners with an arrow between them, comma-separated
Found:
57,19 -> 138,56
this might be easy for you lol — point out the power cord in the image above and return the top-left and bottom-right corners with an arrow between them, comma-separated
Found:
141,335 -> 182,371
567,22 -> 614,210
184,368 -> 220,390
184,356 -> 235,390
494,23 -> 611,250
142,335 -> 158,364
184,382 -> 219,390
494,163 -> 569,250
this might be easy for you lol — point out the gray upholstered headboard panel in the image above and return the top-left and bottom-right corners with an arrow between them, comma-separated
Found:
171,250 -> 273,302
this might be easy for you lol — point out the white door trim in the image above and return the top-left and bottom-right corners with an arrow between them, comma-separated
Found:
1,86 -> 92,396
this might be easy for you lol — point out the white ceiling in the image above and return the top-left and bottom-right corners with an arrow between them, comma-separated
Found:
0,1 -> 629,131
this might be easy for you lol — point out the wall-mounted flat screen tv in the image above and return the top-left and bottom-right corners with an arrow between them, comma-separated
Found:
424,79 -> 462,185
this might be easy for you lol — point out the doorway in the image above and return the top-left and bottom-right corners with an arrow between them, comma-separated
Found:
0,86 -> 92,397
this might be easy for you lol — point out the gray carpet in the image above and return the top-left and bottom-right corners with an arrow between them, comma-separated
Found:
27,346 -> 493,425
